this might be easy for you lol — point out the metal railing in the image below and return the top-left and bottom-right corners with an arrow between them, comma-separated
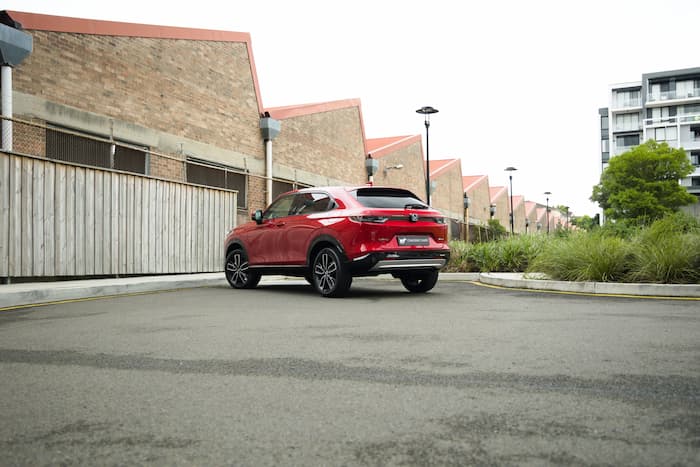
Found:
647,88 -> 700,102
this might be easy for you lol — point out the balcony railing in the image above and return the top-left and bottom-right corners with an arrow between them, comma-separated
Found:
643,112 -> 700,127
612,97 -> 642,109
647,88 -> 700,102
614,123 -> 642,132
614,144 -> 638,154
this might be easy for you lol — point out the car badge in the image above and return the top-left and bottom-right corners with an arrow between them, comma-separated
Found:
409,213 -> 419,222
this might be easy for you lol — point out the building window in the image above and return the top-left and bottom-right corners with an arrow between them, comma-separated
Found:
654,126 -> 677,142
691,126 -> 700,140
186,157 -> 247,208
648,106 -> 677,123
616,134 -> 640,148
683,104 -> 700,115
613,89 -> 640,108
46,127 -> 147,175
615,113 -> 640,131
690,151 -> 700,166
600,115 -> 609,131
692,177 -> 700,187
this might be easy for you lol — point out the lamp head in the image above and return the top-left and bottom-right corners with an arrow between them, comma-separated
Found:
416,106 -> 439,124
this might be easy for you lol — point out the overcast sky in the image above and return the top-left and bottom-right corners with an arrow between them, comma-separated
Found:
6,0 -> 700,216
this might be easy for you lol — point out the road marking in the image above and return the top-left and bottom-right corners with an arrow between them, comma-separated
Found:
0,288 -> 189,312
469,281 -> 700,301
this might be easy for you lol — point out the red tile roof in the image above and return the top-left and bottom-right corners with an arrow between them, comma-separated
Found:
513,195 -> 525,209
489,186 -> 509,203
428,159 -> 460,178
365,135 -> 419,158
6,10 -> 250,41
462,175 -> 487,192
265,99 -> 362,120
536,207 -> 547,222
525,201 -> 537,216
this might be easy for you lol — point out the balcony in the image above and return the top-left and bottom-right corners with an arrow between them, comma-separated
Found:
613,144 -> 638,155
613,123 -> 642,132
646,88 -> 700,103
680,137 -> 700,151
643,113 -> 700,127
611,98 -> 642,110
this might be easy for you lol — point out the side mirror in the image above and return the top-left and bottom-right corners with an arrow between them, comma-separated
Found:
251,209 -> 264,224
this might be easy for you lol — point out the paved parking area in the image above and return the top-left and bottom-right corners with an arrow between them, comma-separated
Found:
0,279 -> 698,465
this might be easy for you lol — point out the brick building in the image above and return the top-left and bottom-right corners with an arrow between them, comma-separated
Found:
365,135 -> 425,196
428,159 -> 464,239
2,10 -> 560,283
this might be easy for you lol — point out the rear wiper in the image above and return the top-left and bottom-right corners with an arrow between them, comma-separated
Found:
405,203 -> 428,209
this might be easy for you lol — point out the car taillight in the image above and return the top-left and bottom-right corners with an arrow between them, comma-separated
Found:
350,215 -> 389,224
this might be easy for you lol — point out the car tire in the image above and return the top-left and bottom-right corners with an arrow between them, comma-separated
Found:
225,249 -> 261,289
399,270 -> 439,293
312,247 -> 352,297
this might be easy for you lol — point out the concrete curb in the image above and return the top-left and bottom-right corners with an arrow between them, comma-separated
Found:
1,272 -> 698,309
479,273 -> 700,298
0,273 -> 228,309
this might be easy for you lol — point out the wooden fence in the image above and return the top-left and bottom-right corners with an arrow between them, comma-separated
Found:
0,152 -> 237,280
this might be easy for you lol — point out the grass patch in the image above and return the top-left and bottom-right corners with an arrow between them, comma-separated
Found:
447,212 -> 700,284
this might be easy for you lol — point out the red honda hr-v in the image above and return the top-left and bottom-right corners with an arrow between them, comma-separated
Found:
223,186 -> 451,297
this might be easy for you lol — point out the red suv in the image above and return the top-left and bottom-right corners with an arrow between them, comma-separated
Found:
224,186 -> 450,297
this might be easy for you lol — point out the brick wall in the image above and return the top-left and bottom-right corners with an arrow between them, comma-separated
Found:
273,107 -> 366,185
10,119 -> 46,157
150,153 -> 185,181
372,141 -> 426,199
491,190 -> 510,231
431,164 -> 464,219
513,198 -> 527,234
247,174 -> 267,213
465,177 -> 492,225
14,30 -> 265,162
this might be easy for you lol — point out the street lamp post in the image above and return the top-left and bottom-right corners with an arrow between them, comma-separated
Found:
544,191 -> 552,234
505,167 -> 517,234
416,106 -> 439,205
463,193 -> 470,242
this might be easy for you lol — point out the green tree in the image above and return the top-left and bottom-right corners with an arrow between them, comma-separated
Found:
572,214 -> 599,231
487,219 -> 507,240
591,140 -> 696,225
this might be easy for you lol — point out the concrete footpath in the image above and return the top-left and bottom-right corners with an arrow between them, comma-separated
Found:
1,272 -> 699,309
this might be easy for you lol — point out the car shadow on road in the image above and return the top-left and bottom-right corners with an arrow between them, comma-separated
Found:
253,282 -> 416,299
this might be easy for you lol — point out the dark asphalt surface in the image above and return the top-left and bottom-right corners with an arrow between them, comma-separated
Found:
0,279 -> 698,466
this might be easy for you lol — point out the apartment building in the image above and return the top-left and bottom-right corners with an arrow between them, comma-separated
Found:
600,67 -> 700,201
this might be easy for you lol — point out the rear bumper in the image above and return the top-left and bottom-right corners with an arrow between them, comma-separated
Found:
348,250 -> 450,275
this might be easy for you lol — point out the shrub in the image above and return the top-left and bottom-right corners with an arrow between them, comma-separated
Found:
627,214 -> 700,283
448,235 -> 547,273
449,213 -> 699,284
527,232 -> 632,282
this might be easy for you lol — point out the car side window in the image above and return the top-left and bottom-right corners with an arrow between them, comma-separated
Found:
291,192 -> 334,215
263,195 -> 295,220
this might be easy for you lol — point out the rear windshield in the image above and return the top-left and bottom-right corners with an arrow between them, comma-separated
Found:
353,188 -> 428,209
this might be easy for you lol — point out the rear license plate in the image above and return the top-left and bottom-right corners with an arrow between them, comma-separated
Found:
397,235 -> 429,246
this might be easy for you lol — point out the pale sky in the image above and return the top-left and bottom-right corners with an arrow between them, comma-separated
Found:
5,0 -> 700,216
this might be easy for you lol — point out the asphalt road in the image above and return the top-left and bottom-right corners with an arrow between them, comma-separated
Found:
0,279 -> 698,466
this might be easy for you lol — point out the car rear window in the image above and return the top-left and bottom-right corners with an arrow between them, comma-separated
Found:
353,188 -> 428,209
